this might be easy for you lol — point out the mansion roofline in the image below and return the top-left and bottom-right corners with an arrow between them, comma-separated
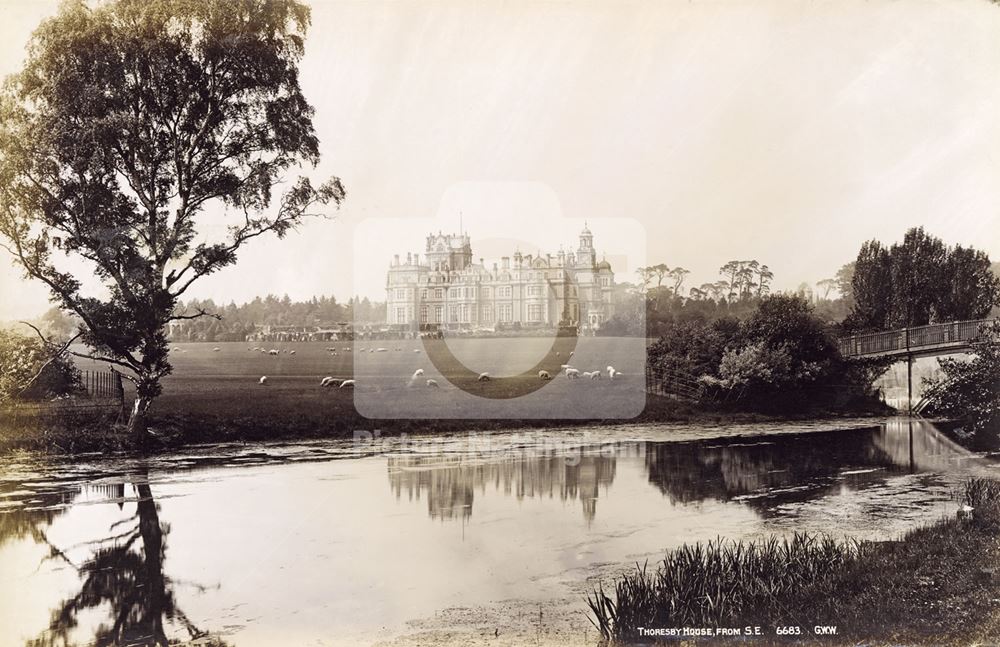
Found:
386,226 -> 616,331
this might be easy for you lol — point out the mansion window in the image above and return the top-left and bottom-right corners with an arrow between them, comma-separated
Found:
434,305 -> 443,322
396,306 -> 405,322
497,286 -> 512,298
527,285 -> 542,297
482,287 -> 490,298
420,289 -> 428,300
527,304 -> 542,321
395,288 -> 406,299
482,305 -> 493,321
498,304 -> 513,322
419,305 -> 428,322
601,277 -> 610,287
435,288 -> 444,299
449,306 -> 459,323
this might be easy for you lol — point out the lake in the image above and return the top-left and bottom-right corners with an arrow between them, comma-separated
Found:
0,418 -> 993,646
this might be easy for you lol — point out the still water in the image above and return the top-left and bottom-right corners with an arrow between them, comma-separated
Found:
0,418 -> 994,646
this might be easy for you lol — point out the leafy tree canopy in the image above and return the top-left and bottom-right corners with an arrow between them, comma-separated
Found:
0,0 -> 344,440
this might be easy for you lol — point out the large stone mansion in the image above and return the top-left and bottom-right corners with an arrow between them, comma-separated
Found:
386,225 -> 616,331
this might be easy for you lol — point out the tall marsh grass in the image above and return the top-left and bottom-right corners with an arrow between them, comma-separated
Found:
588,478 -> 1000,643
587,533 -> 863,641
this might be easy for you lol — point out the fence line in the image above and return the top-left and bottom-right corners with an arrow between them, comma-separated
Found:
1,368 -> 125,419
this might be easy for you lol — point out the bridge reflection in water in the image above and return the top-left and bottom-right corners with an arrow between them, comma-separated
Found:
389,420 -> 982,523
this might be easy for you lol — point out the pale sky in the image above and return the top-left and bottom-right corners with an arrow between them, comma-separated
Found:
1,0 -> 999,319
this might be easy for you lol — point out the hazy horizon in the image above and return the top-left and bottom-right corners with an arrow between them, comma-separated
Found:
2,0 -> 999,320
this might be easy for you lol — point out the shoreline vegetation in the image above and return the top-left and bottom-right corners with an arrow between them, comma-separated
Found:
588,478 -> 1000,646
0,392 -> 893,455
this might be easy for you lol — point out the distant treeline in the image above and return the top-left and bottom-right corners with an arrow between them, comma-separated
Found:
167,295 -> 387,341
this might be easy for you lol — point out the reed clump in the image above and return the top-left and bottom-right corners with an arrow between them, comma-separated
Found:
589,477 -> 1000,644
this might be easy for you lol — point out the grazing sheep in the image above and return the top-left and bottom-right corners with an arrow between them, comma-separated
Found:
538,370 -> 552,380
289,350 -> 296,355
376,347 -> 388,352
342,347 -> 351,352
478,372 -> 491,382
269,349 -> 279,356
568,351 -> 574,358
589,370 -> 602,380
565,367 -> 580,379
426,378 -> 439,388
582,371 -> 596,379
212,347 -> 220,352
607,366 -> 620,380
259,376 -> 268,385
413,349 -> 422,353
320,376 -> 338,387
339,379 -> 356,388
560,364 -> 573,370
412,369 -> 425,378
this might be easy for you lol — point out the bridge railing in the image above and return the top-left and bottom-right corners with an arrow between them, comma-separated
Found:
838,318 -> 994,358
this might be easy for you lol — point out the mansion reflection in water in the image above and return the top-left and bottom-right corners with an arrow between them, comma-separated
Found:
387,449 -> 623,522
388,420 -> 978,523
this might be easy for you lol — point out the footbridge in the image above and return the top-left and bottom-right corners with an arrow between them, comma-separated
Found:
838,318 -> 995,412
837,319 -> 994,360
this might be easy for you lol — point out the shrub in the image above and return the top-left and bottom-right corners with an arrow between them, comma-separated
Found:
923,320 -> 1000,442
0,330 -> 82,403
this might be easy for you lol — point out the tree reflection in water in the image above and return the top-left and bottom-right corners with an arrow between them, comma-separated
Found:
8,469 -> 231,647
644,421 -> 976,514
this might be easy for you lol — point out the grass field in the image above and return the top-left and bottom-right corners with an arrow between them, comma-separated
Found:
64,337 -> 654,444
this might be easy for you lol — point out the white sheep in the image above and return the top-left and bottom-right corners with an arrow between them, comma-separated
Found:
607,366 -> 620,380
320,376 -> 337,387
376,347 -> 388,352
259,376 -> 268,385
589,370 -> 602,380
412,369 -> 425,378
339,379 -> 356,388
413,349 -> 422,353
289,350 -> 296,355
212,347 -> 221,352
426,378 -> 439,387
538,370 -> 552,380
478,372 -> 491,382
565,368 -> 580,379
269,349 -> 279,356
582,371 -> 597,379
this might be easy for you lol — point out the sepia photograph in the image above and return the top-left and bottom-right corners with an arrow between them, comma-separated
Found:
0,0 -> 999,645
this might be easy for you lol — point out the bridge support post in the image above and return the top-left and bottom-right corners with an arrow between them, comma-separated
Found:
907,353 -> 913,415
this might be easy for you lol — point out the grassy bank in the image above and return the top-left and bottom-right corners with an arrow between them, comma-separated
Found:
588,478 -> 1000,645
0,389 -> 893,455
